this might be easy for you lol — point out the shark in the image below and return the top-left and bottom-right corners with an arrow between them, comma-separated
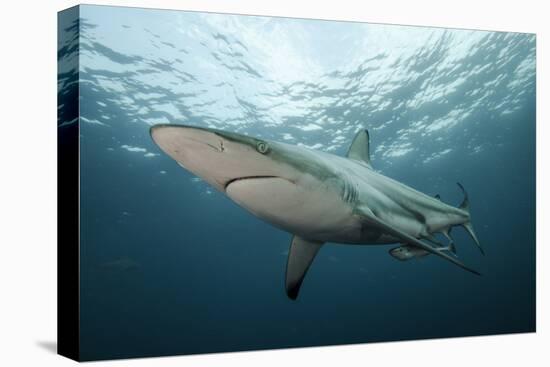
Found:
151,124 -> 483,300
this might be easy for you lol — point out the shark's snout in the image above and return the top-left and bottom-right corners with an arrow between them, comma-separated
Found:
151,124 -> 226,158
150,124 -> 282,192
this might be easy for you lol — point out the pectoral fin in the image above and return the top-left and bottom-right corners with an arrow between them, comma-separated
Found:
285,236 -> 324,300
355,207 -> 480,276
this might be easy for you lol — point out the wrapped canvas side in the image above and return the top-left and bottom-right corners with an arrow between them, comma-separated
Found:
57,5 -> 80,362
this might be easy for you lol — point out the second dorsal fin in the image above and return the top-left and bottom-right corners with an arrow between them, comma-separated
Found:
346,129 -> 372,168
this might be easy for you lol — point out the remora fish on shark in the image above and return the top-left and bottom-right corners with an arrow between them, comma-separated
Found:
151,124 -> 483,299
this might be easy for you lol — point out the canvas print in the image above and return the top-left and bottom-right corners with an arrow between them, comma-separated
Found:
57,5 -> 536,361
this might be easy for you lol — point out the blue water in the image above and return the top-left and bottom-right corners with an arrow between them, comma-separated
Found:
58,5 -> 536,361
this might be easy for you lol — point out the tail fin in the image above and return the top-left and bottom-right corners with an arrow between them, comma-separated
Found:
463,222 -> 483,254
456,182 -> 484,255
457,182 -> 469,211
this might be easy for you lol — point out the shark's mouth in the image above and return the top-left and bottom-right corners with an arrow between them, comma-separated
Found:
224,175 -> 303,232
224,175 -> 279,191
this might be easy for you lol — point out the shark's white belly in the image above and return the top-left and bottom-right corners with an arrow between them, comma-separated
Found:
226,176 -> 363,242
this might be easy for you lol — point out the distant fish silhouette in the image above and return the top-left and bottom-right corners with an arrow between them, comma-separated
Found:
99,257 -> 140,272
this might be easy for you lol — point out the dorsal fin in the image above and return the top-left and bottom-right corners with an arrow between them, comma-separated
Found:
346,129 -> 372,167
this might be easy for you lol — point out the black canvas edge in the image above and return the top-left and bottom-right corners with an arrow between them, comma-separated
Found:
57,4 -> 81,362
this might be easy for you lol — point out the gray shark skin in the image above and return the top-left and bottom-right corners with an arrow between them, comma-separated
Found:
151,124 -> 482,300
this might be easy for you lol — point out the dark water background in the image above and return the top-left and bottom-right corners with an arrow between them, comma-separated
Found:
58,5 -> 535,361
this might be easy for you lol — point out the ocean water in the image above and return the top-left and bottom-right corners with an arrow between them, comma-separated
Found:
58,5 -> 536,361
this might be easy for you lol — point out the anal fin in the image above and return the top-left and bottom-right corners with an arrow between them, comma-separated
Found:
285,236 -> 324,300
442,227 -> 456,254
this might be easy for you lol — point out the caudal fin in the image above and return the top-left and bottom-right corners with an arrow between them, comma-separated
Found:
456,182 -> 484,255
462,222 -> 483,255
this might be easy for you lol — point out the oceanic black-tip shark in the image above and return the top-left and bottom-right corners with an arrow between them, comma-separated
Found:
151,124 -> 483,300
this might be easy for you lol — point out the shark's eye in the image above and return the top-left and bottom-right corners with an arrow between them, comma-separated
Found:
256,141 -> 269,154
